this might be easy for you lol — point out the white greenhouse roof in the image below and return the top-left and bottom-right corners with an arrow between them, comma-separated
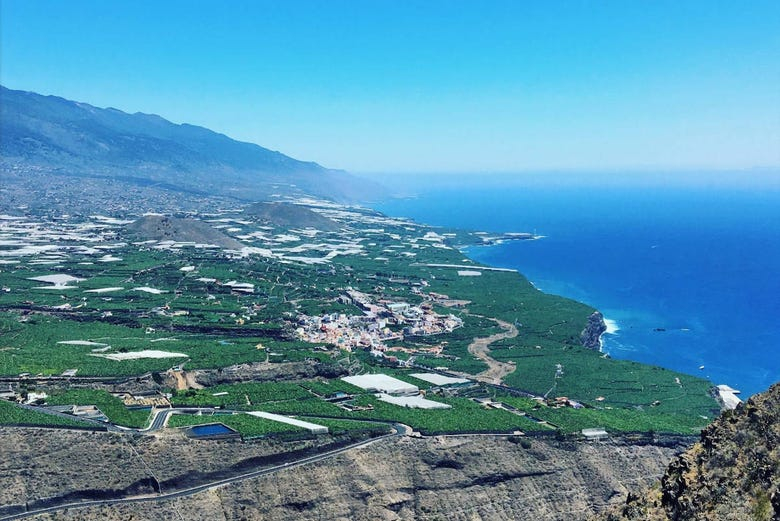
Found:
409,373 -> 470,386
376,393 -> 451,409
342,374 -> 419,394
246,411 -> 328,434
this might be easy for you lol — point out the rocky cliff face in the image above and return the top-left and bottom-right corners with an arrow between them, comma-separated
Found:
600,382 -> 780,521
581,311 -> 608,349
12,432 -> 684,521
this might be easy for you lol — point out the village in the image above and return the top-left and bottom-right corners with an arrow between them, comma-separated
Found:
293,287 -> 464,355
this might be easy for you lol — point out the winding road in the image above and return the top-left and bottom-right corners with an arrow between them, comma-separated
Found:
0,424 -> 407,521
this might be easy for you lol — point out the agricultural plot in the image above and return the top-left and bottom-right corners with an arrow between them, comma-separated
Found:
168,413 -> 304,438
168,410 -> 387,439
171,382 -> 312,408
0,313 -> 304,376
493,345 -> 717,418
534,404 -> 709,435
344,395 -> 548,435
45,389 -> 151,428
0,399 -> 94,428
256,396 -> 350,417
0,206 -> 721,435
306,418 -> 388,436
297,379 -> 364,396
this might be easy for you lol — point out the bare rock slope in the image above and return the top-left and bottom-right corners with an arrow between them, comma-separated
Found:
1,429 -> 686,521
600,382 -> 780,521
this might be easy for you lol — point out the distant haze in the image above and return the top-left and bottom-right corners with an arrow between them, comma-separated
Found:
1,1 -> 779,173
359,170 -> 780,194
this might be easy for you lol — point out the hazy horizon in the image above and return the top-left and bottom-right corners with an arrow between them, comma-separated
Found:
357,168 -> 780,192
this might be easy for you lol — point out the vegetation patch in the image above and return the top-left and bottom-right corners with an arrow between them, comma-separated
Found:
45,389 -> 151,428
0,399 -> 94,428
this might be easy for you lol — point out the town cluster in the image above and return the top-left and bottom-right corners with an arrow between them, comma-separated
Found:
294,288 -> 463,353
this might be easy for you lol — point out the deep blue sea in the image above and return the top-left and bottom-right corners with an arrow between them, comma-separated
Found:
374,176 -> 780,397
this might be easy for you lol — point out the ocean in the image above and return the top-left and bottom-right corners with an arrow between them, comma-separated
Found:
373,175 -> 780,397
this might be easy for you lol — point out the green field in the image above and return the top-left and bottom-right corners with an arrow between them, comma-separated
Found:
171,382 -> 312,408
0,208 -> 721,435
0,399 -> 95,429
168,413 -> 305,438
497,396 -> 710,435
45,389 -> 151,428
255,394 -> 549,436
167,412 -> 387,438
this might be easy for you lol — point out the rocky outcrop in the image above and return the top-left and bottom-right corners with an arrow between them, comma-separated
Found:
600,382 -> 780,520
581,311 -> 607,349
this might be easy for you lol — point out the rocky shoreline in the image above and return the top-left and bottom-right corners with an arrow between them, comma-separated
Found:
581,311 -> 609,350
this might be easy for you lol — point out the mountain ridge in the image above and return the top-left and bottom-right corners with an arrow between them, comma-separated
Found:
0,86 -> 379,206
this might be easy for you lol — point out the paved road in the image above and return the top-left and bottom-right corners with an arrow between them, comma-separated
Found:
141,407 -> 217,432
0,425 -> 405,521
147,408 -> 169,431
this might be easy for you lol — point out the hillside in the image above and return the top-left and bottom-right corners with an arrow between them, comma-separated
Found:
0,86 -> 380,207
600,383 -> 780,520
0,428 -> 685,521
244,201 -> 339,231
126,215 -> 245,249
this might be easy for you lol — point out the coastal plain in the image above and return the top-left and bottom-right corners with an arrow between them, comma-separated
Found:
0,199 -> 722,519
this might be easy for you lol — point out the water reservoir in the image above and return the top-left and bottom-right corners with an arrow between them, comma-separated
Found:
187,423 -> 238,438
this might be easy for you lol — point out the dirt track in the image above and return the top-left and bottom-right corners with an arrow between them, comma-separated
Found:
168,370 -> 202,391
468,318 -> 518,385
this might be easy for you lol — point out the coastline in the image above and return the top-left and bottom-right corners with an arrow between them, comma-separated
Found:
370,197 -> 758,406
460,235 -> 615,352
459,238 -> 746,408
599,318 -> 620,352
457,228 -> 740,403
603,318 -> 620,335
451,230 -> 617,354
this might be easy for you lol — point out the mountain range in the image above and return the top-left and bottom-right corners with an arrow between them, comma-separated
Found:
0,86 -> 379,207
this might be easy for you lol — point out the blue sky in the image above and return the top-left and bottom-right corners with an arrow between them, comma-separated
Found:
1,0 -> 778,173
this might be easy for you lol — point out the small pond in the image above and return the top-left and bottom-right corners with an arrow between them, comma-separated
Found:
189,423 -> 237,437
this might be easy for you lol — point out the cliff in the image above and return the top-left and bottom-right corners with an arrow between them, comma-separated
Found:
581,311 -> 608,349
600,382 -> 780,520
10,433 -> 682,521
